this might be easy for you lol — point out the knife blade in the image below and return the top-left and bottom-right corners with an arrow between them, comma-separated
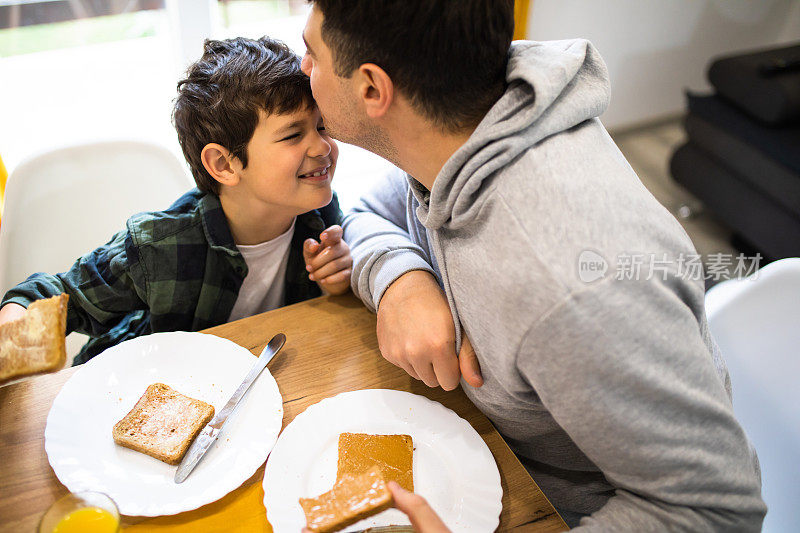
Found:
174,333 -> 286,484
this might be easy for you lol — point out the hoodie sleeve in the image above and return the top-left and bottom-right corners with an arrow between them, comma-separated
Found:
342,167 -> 437,313
516,276 -> 766,532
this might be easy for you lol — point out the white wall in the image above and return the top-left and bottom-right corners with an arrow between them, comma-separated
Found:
779,0 -> 800,42
527,0 -> 800,130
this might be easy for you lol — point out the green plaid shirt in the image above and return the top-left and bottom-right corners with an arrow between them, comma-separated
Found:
2,188 -> 342,364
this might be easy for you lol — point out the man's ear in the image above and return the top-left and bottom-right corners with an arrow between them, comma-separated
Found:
200,143 -> 240,187
356,63 -> 394,119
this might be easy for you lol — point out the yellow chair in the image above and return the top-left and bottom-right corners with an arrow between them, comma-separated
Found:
514,0 -> 530,41
0,153 -> 7,230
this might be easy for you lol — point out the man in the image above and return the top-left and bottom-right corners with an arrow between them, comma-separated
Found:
301,1 -> 766,530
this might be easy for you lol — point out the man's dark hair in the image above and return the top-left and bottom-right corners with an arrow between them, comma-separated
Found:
173,36 -> 314,194
312,0 -> 514,132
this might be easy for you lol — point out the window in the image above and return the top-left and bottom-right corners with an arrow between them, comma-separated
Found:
216,0 -> 308,52
0,1 -> 168,56
0,1 -> 175,171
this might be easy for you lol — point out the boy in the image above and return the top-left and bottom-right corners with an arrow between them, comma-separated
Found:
0,36 -> 351,365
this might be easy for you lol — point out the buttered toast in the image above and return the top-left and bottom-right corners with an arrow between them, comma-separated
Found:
113,383 -> 215,465
300,466 -> 393,533
0,294 -> 68,384
337,433 -> 414,492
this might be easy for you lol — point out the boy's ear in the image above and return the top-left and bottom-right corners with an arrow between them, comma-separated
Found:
356,63 -> 393,119
201,143 -> 240,187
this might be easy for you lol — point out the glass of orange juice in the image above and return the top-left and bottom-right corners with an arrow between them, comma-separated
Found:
38,491 -> 120,533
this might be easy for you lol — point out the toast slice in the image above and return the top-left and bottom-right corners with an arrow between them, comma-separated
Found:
112,383 -> 215,465
0,294 -> 68,384
337,433 -> 414,492
300,466 -> 393,533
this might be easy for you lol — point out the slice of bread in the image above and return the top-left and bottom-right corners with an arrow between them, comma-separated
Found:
112,383 -> 215,465
0,294 -> 68,384
300,466 -> 393,533
337,433 -> 414,492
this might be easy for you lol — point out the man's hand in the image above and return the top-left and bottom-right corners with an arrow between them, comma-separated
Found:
304,225 -> 353,296
387,481 -> 452,532
0,302 -> 26,326
377,270 -> 483,390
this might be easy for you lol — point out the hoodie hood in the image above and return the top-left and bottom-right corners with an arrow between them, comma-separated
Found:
414,39 -> 611,230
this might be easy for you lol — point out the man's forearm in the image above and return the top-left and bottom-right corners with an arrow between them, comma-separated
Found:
343,209 -> 436,312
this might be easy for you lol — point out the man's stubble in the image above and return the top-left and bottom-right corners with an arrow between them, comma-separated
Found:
325,78 -> 401,169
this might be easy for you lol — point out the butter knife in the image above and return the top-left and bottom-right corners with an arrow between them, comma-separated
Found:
174,333 -> 286,483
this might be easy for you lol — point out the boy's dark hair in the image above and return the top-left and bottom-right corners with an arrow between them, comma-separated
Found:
173,36 -> 314,194
311,0 -> 514,132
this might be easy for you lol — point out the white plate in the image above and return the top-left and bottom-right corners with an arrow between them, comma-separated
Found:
263,389 -> 502,532
44,331 -> 283,516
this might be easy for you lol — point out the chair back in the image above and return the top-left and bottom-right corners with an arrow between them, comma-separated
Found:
705,258 -> 800,532
0,141 -> 194,361
0,140 -> 193,294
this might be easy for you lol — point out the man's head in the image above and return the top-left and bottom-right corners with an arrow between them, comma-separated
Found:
302,0 -> 514,141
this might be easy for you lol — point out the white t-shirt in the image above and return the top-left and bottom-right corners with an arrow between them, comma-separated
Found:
228,220 -> 295,322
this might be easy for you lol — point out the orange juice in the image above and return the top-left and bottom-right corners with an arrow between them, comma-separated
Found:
51,506 -> 118,533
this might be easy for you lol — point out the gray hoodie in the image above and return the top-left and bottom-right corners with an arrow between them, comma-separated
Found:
343,40 -> 766,531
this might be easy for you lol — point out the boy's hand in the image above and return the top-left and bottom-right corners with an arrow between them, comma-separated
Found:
377,271 -> 483,391
387,481 -> 452,532
0,302 -> 27,327
304,225 -> 352,296
300,482 -> 451,533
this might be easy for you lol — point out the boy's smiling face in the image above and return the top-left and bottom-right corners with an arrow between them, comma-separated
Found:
234,104 -> 338,217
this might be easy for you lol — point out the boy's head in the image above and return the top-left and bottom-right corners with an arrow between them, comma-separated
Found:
174,36 -> 336,212
302,0 -> 514,137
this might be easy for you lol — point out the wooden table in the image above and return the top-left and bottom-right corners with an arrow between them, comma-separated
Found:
0,294 -> 567,532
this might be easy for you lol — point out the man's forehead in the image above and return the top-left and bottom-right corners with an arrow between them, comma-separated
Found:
302,5 -> 323,53
306,3 -> 322,29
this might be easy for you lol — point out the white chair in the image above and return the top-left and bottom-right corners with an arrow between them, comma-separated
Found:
0,140 -> 194,363
705,258 -> 800,532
